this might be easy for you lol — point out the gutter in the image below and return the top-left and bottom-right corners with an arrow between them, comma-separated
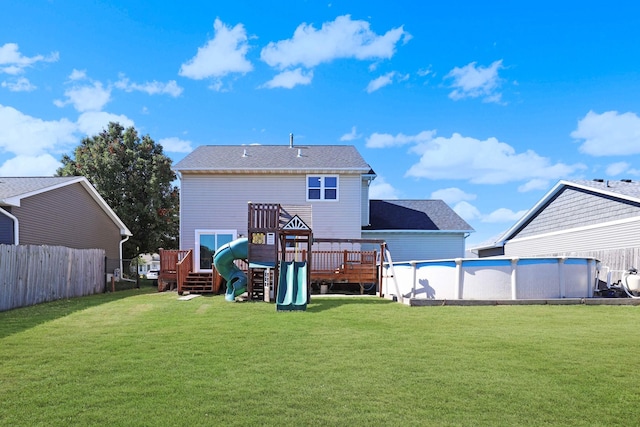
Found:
0,206 -> 19,244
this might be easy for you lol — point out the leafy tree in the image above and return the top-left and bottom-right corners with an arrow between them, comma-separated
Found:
57,122 -> 179,259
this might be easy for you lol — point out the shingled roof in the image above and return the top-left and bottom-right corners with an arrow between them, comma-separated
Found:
173,145 -> 372,173
0,176 -> 80,204
566,179 -> 640,200
364,200 -> 474,232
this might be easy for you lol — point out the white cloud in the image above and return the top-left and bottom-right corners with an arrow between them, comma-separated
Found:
261,68 -> 313,89
453,201 -> 481,222
366,72 -> 395,93
339,126 -> 361,141
571,110 -> 640,156
115,75 -> 183,97
446,60 -> 504,103
0,43 -> 59,75
606,161 -> 630,176
1,77 -> 36,92
366,130 -> 435,148
406,132 -> 586,184
430,187 -> 476,205
453,202 -> 526,225
369,176 -> 400,199
159,137 -> 193,153
77,111 -> 135,135
0,154 -> 61,176
517,178 -> 549,192
481,208 -> 527,223
0,104 -> 77,156
417,66 -> 433,77
69,69 -> 87,81
76,111 -> 134,135
179,18 -> 253,80
260,15 -> 409,70
54,81 -> 111,112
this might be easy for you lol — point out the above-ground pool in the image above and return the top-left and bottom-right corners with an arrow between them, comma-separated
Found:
382,257 -> 598,303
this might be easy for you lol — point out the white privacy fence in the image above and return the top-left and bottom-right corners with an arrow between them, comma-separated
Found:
0,244 -> 105,312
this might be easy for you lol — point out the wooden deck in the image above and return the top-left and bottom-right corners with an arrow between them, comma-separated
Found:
159,249 -> 380,294
294,250 -> 378,294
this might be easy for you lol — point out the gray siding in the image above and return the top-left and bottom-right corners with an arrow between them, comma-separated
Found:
13,183 -> 122,259
0,211 -> 13,244
514,187 -> 640,239
361,231 -> 466,262
180,173 -> 363,251
505,217 -> 640,257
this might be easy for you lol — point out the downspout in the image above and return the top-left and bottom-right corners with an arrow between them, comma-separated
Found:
119,234 -> 130,278
0,207 -> 19,244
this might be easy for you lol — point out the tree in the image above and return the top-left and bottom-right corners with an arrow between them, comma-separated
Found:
57,122 -> 179,259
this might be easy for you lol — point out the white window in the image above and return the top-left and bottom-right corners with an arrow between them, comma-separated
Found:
307,175 -> 338,201
195,229 -> 236,272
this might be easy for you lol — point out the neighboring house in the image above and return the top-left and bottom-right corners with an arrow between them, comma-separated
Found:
173,143 -> 473,269
472,179 -> 640,271
137,253 -> 160,276
0,176 -> 132,261
363,200 -> 473,262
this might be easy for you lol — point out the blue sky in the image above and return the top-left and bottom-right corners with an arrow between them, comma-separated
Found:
2,1 -> 640,248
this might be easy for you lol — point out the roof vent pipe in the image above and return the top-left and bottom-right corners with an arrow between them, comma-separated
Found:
289,133 -> 294,148
242,149 -> 248,157
297,148 -> 302,158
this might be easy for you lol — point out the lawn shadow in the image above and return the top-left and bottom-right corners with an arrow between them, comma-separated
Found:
306,296 -> 395,313
0,287 -> 156,339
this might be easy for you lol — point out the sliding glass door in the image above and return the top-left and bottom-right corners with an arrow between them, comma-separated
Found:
194,229 -> 236,272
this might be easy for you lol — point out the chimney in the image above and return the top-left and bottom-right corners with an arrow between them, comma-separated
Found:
289,133 -> 294,148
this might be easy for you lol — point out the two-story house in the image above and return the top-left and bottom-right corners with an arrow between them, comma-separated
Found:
173,142 -> 472,271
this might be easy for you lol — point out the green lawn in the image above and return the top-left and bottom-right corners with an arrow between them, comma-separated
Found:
1,289 -> 639,426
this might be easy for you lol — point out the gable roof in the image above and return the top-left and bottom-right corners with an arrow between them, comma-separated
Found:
471,179 -> 640,251
364,199 -> 474,232
0,176 -> 132,236
173,145 -> 372,174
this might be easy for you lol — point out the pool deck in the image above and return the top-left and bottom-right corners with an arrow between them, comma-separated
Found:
407,298 -> 640,306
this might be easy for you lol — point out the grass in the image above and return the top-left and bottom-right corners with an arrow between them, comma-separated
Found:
1,290 -> 640,426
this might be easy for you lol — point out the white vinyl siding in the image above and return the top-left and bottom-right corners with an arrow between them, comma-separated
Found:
180,173 -> 362,251
362,231 -> 466,263
361,179 -> 370,226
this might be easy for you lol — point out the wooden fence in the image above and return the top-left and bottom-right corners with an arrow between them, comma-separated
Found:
0,244 -> 105,312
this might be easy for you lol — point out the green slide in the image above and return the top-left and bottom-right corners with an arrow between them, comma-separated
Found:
293,261 -> 308,310
276,261 -> 308,311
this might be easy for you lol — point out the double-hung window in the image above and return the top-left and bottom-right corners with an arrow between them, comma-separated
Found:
307,175 -> 338,201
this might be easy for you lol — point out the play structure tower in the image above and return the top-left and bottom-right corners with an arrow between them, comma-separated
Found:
214,203 -> 312,310
247,203 -> 312,311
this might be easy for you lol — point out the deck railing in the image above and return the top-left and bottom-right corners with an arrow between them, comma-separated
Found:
159,248 -> 191,290
175,250 -> 193,293
286,250 -> 378,272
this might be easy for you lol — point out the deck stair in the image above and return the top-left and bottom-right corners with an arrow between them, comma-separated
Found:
179,272 -> 215,295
